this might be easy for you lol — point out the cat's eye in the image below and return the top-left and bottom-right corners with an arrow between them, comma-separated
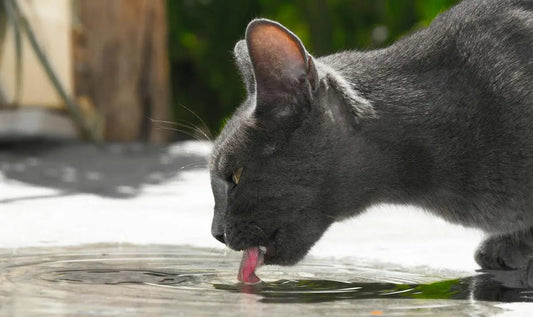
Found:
231,167 -> 244,185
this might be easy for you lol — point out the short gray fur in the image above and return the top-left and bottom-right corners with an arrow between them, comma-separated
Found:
210,0 -> 533,271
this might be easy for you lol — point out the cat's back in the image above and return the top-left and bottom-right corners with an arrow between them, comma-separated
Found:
434,0 -> 532,85
378,0 -> 533,120
449,0 -> 532,111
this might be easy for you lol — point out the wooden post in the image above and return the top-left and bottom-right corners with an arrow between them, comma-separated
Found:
73,0 -> 171,143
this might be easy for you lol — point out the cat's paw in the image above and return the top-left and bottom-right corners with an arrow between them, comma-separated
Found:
475,234 -> 532,270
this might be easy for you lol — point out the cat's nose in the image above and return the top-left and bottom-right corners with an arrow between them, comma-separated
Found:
211,220 -> 226,244
213,232 -> 226,244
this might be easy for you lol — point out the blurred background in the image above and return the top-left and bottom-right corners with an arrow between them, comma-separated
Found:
0,0 -> 459,143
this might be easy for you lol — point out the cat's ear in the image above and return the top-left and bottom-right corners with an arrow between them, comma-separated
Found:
233,40 -> 255,94
245,19 -> 319,116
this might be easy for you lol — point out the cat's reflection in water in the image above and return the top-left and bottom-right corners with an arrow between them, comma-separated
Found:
215,267 -> 533,304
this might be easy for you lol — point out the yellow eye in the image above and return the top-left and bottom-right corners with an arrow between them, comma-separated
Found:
232,167 -> 243,185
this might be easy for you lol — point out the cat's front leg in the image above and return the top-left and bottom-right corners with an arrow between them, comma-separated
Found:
475,229 -> 533,270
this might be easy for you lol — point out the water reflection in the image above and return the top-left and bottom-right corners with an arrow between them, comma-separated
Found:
215,273 -> 533,303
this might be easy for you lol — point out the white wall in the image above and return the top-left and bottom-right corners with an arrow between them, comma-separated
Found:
0,0 -> 72,109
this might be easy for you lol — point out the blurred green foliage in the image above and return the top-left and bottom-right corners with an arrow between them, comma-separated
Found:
167,0 -> 459,138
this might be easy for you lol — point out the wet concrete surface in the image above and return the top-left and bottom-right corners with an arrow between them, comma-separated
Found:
0,244 -> 528,316
0,140 -> 532,316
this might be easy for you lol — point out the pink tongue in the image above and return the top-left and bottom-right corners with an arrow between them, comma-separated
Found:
237,247 -> 264,284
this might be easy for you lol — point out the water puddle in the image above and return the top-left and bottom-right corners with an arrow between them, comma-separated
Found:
0,244 -> 530,316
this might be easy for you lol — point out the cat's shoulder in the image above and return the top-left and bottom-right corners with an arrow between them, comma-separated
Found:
432,0 -> 532,31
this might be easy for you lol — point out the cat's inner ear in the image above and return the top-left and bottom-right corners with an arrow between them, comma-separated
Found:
245,19 -> 319,109
233,40 -> 255,94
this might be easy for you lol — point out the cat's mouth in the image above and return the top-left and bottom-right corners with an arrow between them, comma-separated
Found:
237,244 -> 275,284
237,229 -> 279,284
237,245 -> 276,284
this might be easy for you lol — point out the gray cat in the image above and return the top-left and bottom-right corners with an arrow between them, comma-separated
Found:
209,0 -> 532,283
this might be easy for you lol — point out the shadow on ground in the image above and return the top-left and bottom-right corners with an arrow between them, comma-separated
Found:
0,140 -> 209,199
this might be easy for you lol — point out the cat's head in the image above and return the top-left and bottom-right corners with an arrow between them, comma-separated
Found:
210,19 -> 375,265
